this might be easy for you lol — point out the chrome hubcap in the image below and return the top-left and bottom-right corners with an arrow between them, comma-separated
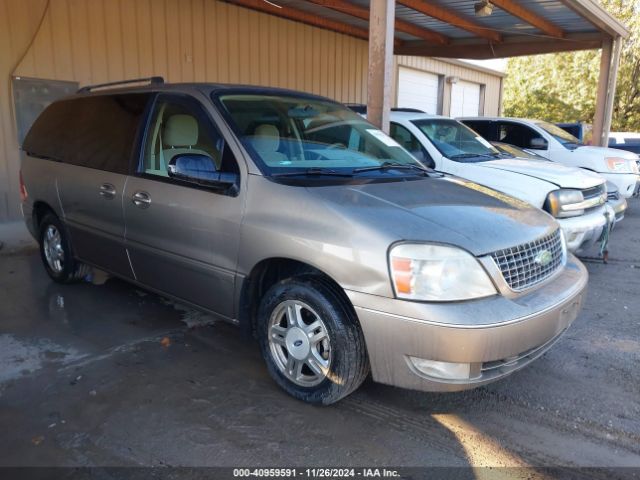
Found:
43,225 -> 64,273
268,300 -> 331,387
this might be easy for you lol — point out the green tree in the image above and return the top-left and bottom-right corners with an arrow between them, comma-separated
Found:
503,0 -> 640,132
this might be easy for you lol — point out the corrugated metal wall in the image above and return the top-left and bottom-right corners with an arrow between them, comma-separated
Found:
393,56 -> 503,117
0,0 -> 503,222
0,0 -> 48,222
15,0 -> 370,99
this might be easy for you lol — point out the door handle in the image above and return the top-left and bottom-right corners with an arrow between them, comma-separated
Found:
99,183 -> 116,199
132,191 -> 151,209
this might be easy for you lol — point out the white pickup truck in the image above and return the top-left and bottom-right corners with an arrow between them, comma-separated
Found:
387,111 -> 612,254
459,117 -> 640,199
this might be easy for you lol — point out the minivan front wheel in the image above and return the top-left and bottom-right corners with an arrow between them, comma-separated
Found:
258,276 -> 369,405
39,213 -> 90,283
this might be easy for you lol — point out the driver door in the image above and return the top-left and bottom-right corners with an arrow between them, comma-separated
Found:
123,93 -> 243,319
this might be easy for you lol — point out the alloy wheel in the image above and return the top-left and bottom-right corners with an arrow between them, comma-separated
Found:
43,225 -> 64,273
268,300 -> 332,387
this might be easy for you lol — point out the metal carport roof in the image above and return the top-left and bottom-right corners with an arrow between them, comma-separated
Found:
225,0 -> 629,57
222,0 -> 629,145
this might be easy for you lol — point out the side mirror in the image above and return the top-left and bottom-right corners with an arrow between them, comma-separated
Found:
168,154 -> 238,188
529,137 -> 548,150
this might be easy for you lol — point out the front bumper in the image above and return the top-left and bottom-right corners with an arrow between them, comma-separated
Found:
556,207 -> 609,254
347,255 -> 587,393
608,196 -> 627,224
599,172 -> 640,199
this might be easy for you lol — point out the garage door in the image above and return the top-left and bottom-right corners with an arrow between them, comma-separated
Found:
397,67 -> 440,114
450,80 -> 481,117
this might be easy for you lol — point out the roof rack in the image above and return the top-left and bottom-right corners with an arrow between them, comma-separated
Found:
344,103 -> 367,113
77,76 -> 164,93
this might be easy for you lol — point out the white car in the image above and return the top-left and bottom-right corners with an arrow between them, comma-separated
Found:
458,117 -> 640,199
387,112 -> 611,254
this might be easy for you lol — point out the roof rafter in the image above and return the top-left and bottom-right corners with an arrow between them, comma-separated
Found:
224,0 -> 403,47
396,32 -> 605,59
307,0 -> 449,45
491,0 -> 564,38
397,0 -> 502,43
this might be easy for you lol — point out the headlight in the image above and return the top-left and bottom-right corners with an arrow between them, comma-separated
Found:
389,243 -> 497,301
606,157 -> 635,173
545,189 -> 592,218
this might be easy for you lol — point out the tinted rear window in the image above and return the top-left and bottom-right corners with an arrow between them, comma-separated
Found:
23,93 -> 150,174
462,120 -> 492,139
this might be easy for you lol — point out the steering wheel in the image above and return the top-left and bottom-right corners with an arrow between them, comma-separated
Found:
326,142 -> 346,150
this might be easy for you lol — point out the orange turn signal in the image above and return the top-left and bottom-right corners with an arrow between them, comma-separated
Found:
391,257 -> 412,294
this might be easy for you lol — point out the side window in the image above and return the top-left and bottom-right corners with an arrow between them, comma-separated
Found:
23,94 -> 150,174
463,120 -> 492,140
141,95 -> 232,178
497,122 -> 543,149
389,123 -> 433,165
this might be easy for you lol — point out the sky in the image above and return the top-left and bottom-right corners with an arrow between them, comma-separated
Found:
460,58 -> 508,73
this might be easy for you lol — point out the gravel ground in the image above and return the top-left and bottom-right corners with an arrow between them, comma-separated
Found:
0,200 -> 639,479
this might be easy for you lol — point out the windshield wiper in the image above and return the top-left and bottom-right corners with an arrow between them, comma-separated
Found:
270,167 -> 354,177
449,153 -> 496,160
352,162 -> 431,175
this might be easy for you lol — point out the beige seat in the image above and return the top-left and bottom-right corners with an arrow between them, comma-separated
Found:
157,114 -> 210,175
252,124 -> 288,165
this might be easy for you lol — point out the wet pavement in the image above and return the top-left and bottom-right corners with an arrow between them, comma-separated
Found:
0,201 -> 639,477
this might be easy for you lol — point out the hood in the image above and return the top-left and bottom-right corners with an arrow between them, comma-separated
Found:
309,176 -> 558,257
479,158 -> 604,189
575,145 -> 639,160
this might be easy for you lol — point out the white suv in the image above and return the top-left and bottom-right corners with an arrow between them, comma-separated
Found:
459,117 -> 640,199
388,111 -> 610,254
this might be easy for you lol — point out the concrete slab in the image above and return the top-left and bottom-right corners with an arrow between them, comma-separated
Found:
0,201 -> 639,472
0,220 -> 36,255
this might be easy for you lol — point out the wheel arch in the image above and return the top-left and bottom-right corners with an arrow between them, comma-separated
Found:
237,257 -> 355,338
32,201 -> 58,237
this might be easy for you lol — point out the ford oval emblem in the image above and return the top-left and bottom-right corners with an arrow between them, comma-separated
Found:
293,340 -> 303,347
535,250 -> 553,267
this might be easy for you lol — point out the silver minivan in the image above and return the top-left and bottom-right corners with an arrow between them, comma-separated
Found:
20,79 -> 588,404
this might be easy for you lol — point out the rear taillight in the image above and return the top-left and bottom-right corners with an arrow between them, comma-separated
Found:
19,170 -> 28,202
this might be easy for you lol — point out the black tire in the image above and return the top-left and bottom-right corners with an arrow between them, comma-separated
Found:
38,212 -> 90,284
257,275 -> 370,405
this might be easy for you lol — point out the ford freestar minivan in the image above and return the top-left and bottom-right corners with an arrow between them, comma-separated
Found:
20,78 -> 588,405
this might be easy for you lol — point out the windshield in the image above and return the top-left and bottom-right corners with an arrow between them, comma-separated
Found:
215,93 -> 421,176
411,118 -> 501,162
492,142 -> 545,160
536,121 -> 581,146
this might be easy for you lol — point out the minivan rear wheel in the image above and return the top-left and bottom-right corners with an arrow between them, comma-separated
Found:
257,276 -> 369,405
39,213 -> 90,283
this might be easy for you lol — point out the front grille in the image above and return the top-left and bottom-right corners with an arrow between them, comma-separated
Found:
608,191 -> 619,201
582,184 -> 605,200
582,184 -> 606,212
491,229 -> 564,291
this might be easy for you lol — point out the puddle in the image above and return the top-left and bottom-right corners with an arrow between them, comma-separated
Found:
159,298 -> 218,329
0,334 -> 86,390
